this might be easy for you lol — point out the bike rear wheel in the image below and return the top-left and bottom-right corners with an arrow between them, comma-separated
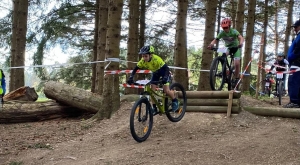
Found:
228,66 -> 235,90
130,97 -> 153,142
278,80 -> 283,105
165,82 -> 187,122
209,56 -> 225,90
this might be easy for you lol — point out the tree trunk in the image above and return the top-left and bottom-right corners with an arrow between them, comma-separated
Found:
91,0 -> 100,93
235,0 -> 245,34
93,0 -> 123,120
0,101 -> 82,123
198,0 -> 217,91
44,81 -> 102,113
95,0 -> 108,95
284,0 -> 294,55
10,0 -> 28,91
126,0 -> 140,94
261,0 -> 269,92
174,0 -> 188,89
241,0 -> 256,92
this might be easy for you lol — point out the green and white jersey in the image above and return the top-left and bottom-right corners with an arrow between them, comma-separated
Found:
216,28 -> 240,48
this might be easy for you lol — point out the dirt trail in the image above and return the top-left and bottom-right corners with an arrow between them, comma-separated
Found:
1,96 -> 300,165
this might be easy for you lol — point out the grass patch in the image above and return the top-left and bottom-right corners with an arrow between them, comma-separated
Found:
28,143 -> 53,150
9,161 -> 23,165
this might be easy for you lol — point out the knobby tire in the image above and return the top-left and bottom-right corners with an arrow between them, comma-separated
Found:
209,56 -> 225,91
165,82 -> 187,122
129,97 -> 153,142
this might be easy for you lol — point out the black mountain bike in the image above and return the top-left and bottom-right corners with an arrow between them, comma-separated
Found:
209,47 -> 237,91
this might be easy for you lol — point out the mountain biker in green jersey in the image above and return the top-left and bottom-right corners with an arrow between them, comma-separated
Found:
127,45 -> 179,114
207,18 -> 244,87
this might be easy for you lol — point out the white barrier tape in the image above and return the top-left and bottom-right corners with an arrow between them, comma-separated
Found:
120,83 -> 163,90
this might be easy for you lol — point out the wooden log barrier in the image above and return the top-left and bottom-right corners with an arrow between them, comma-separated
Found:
186,106 -> 241,113
186,99 -> 239,106
243,106 -> 300,119
179,91 -> 241,99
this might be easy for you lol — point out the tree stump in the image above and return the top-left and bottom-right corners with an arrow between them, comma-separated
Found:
4,86 -> 38,101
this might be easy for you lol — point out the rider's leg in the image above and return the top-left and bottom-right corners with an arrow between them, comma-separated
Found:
164,85 -> 179,111
233,48 -> 242,79
234,58 -> 240,79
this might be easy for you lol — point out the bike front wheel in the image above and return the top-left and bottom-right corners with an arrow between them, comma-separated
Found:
165,82 -> 187,122
264,86 -> 271,97
209,56 -> 225,90
129,97 -> 153,142
278,80 -> 283,105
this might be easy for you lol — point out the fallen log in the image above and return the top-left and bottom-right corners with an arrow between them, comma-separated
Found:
4,86 -> 38,101
243,106 -> 300,119
186,106 -> 241,113
44,81 -> 103,113
187,99 -> 239,106
179,91 -> 241,99
0,100 -> 83,123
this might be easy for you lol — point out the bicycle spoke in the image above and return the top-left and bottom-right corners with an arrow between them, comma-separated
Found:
130,98 -> 153,142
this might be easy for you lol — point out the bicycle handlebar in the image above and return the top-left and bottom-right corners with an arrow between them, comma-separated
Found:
210,47 -> 239,52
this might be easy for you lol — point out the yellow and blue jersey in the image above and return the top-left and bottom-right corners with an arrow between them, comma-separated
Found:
137,54 -> 165,72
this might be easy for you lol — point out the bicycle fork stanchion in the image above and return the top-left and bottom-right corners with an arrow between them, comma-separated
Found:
233,58 -> 253,91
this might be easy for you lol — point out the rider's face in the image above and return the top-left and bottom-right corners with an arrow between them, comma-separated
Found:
293,26 -> 300,34
222,26 -> 230,32
141,54 -> 151,62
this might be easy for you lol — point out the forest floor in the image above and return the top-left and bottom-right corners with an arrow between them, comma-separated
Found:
1,94 -> 300,165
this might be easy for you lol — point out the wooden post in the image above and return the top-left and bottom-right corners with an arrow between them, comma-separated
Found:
227,91 -> 234,117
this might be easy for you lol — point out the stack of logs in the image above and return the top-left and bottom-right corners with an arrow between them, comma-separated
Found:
184,91 -> 241,114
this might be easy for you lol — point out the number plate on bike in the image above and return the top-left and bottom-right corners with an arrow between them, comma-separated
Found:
276,73 -> 283,79
217,47 -> 228,53
265,82 -> 270,86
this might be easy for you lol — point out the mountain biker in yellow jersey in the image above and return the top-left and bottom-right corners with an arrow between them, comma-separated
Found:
127,46 -> 179,114
207,18 -> 244,87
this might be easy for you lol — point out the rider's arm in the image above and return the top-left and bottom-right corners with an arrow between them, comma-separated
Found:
270,65 -> 275,71
129,66 -> 140,78
209,38 -> 218,47
238,34 -> 244,46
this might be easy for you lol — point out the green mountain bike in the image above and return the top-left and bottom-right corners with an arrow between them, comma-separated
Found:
129,80 -> 187,142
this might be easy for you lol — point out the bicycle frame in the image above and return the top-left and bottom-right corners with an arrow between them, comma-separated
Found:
221,54 -> 235,82
143,84 -> 168,114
